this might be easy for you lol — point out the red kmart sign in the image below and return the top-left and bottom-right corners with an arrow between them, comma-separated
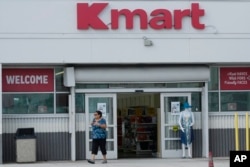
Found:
77,3 -> 205,30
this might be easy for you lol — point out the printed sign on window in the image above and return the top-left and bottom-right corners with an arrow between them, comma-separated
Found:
2,69 -> 54,92
171,101 -> 180,114
228,103 -> 237,111
220,67 -> 250,90
97,103 -> 107,117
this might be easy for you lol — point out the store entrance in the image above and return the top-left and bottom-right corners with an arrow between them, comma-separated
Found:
117,93 -> 160,158
81,87 -> 205,159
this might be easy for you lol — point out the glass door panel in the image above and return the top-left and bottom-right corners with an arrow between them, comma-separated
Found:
85,94 -> 117,159
160,93 -> 191,158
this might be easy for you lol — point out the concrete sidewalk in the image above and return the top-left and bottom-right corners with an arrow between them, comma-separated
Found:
2,158 -> 229,167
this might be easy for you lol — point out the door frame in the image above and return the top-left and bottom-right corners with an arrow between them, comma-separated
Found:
85,93 -> 117,159
160,93 -> 191,158
75,87 -> 208,159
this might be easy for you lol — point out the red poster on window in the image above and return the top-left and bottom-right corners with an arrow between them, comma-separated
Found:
2,69 -> 54,92
220,67 -> 250,90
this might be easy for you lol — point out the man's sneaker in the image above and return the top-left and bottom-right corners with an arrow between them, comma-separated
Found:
87,159 -> 95,164
102,160 -> 108,164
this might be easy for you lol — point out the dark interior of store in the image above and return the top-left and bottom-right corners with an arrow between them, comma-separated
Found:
117,93 -> 159,158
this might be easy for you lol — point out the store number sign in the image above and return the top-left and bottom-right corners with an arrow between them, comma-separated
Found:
220,67 -> 250,90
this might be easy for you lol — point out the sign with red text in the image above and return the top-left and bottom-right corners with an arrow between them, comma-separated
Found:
2,69 -> 54,92
77,3 -> 205,30
220,68 -> 250,90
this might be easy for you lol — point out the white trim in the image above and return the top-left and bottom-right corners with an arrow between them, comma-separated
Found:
69,87 -> 76,161
85,93 -> 118,159
78,87 -> 203,159
2,33 -> 250,39
160,93 -> 191,158
76,88 -> 202,93
75,66 -> 210,83
3,114 -> 69,119
209,112 -> 249,115
202,82 -> 209,158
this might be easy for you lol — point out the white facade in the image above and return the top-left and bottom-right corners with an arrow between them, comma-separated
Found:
0,0 -> 249,64
1,0 -> 250,164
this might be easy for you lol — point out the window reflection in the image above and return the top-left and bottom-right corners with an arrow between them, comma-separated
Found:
3,93 -> 53,114
208,67 -> 219,90
75,93 -> 85,113
56,93 -> 69,113
208,92 -> 219,112
221,92 -> 250,111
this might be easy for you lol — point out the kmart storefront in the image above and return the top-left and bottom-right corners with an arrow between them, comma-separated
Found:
0,0 -> 250,163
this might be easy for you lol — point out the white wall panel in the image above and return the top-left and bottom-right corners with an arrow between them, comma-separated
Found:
0,0 -> 76,33
76,114 -> 85,132
193,112 -> 202,129
75,66 -> 210,83
209,113 -> 249,129
0,39 -> 92,63
1,37 -> 250,64
91,38 -> 190,63
9,114 -> 87,133
209,114 -> 233,129
0,38 -> 187,64
0,38 -> 190,63
0,1 -> 250,64
0,1 -> 249,34
2,116 -> 69,133
190,39 -> 250,62
192,2 -> 250,34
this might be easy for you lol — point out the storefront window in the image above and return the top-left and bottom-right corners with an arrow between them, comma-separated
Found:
221,92 -> 250,111
2,67 -> 71,114
55,68 -> 70,92
208,92 -> 219,112
167,83 -> 203,88
55,68 -> 70,113
56,93 -> 69,113
208,67 -> 218,90
76,84 -> 108,89
2,93 -> 53,114
208,67 -> 250,112
191,92 -> 202,112
76,93 -> 85,113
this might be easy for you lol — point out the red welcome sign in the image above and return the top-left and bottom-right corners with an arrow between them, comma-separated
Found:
220,67 -> 250,90
2,69 -> 54,92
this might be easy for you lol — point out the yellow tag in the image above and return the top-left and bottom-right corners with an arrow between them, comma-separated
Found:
147,108 -> 156,116
172,125 -> 179,132
135,108 -> 143,116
